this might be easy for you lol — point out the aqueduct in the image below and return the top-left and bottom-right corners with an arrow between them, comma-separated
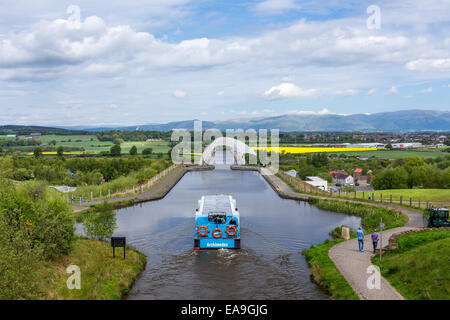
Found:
201,137 -> 257,165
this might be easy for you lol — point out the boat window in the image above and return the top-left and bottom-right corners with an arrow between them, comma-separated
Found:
208,212 -> 226,224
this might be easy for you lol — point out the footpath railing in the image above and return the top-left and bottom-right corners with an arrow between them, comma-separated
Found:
68,164 -> 177,205
328,189 -> 441,209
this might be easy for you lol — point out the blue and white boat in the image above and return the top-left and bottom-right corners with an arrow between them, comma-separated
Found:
194,195 -> 240,250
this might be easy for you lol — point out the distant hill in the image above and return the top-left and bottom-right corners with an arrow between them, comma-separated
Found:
3,110 -> 449,133
87,109 -> 450,132
0,125 -> 89,136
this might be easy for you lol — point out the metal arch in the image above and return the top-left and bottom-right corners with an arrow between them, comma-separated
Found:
201,137 -> 256,165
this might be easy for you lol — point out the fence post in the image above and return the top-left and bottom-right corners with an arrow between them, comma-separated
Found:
426,201 -> 429,209
390,194 -> 392,203
372,193 -> 374,201
100,190 -> 102,200
410,197 -> 412,207
91,192 -> 93,201
338,189 -> 340,197
418,200 -> 420,208
133,186 -> 135,193
380,193 -> 382,203
354,190 -> 356,198
108,190 -> 111,198
362,192 -> 364,200
400,196 -> 402,205
80,196 -> 82,205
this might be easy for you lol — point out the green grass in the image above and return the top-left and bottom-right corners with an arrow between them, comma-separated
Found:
309,198 -> 408,231
40,135 -> 113,153
347,189 -> 450,203
120,141 -> 170,154
36,237 -> 146,300
303,239 -> 359,300
372,230 -> 450,300
337,150 -> 446,159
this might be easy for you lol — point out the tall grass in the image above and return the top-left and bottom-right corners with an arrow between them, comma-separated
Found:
309,198 -> 408,231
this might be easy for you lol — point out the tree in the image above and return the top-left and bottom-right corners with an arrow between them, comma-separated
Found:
385,143 -> 393,150
130,145 -> 138,156
56,146 -> 64,157
33,146 -> 43,158
110,144 -> 121,156
82,202 -> 117,240
142,148 -> 153,155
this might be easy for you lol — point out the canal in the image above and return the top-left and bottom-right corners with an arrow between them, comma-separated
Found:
113,151 -> 361,299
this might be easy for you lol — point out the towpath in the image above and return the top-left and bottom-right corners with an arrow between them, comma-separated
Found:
256,167 -> 424,299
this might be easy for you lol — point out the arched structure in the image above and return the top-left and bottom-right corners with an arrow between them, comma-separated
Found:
201,137 -> 256,165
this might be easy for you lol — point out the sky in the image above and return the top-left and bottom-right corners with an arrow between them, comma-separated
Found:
0,0 -> 449,126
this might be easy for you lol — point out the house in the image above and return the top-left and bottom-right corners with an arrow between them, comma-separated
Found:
285,169 -> 297,178
29,133 -> 41,140
353,168 -> 363,180
305,176 -> 328,191
332,173 -> 355,186
355,175 -> 368,186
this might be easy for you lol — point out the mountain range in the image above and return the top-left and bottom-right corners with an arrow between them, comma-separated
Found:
2,110 -> 449,133
80,109 -> 450,132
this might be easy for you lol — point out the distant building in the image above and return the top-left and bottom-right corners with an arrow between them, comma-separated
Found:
391,142 -> 422,149
285,169 -> 297,178
305,176 -> 328,191
332,173 -> 355,186
355,175 -> 369,186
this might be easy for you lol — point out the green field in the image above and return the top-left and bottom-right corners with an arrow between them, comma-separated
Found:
372,230 -> 450,300
120,141 -> 170,154
346,189 -> 450,203
41,135 -> 113,153
40,136 -> 171,155
337,150 -> 446,159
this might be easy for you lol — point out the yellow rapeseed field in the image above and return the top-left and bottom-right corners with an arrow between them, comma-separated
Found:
26,152 -> 96,155
252,147 -> 383,154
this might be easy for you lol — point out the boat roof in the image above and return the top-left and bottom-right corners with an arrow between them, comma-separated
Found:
201,195 -> 233,215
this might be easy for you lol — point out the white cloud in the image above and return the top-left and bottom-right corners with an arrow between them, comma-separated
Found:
334,89 -> 358,97
110,104 -> 118,109
286,108 -> 333,115
264,82 -> 318,99
387,86 -> 399,95
217,91 -> 224,96
405,59 -> 450,72
419,87 -> 433,94
367,88 -> 377,95
173,90 -> 186,98
254,0 -> 298,15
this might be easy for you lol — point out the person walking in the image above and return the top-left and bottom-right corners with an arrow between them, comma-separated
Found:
357,227 -> 364,252
371,230 -> 379,253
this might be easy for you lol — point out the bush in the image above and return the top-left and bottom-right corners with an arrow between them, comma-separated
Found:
32,198 -> 75,260
82,202 -> 117,240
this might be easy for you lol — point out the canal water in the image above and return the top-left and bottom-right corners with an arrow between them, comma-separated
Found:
113,152 -> 361,299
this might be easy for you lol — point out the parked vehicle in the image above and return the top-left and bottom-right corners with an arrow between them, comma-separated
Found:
426,207 -> 450,228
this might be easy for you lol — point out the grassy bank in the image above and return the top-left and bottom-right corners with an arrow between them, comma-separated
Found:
303,238 -> 359,300
309,198 -> 408,231
303,199 -> 409,300
36,237 -> 146,300
372,230 -> 450,300
342,189 -> 450,203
